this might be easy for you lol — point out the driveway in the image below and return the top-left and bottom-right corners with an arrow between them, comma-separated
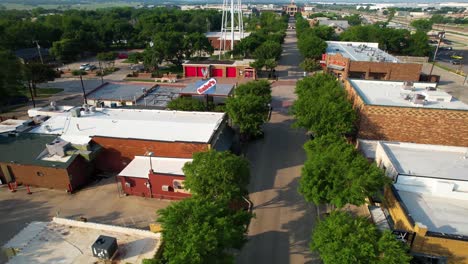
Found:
237,19 -> 319,264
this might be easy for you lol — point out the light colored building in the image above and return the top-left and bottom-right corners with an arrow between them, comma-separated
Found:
30,108 -> 230,172
3,217 -> 161,264
359,140 -> 468,263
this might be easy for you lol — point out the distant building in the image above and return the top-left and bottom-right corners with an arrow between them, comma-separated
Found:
118,156 -> 192,200
3,217 -> 161,263
183,60 -> 256,80
30,109 -> 232,172
205,32 -> 251,51
345,79 -> 468,147
0,134 -> 96,191
309,18 -> 349,35
284,0 -> 298,16
359,140 -> 468,264
14,47 -> 50,63
324,41 -> 422,81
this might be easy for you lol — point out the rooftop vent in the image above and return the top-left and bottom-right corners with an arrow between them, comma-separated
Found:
46,139 -> 70,157
403,81 -> 414,91
412,94 -> 426,105
92,235 -> 118,260
425,86 -> 437,91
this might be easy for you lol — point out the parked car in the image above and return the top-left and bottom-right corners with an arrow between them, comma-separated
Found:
451,54 -> 463,60
451,60 -> 462,65
130,64 -> 145,71
118,53 -> 128,59
85,65 -> 97,71
439,46 -> 452,51
79,63 -> 90,70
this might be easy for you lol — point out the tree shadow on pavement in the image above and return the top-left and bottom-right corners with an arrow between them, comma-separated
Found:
237,231 -> 290,264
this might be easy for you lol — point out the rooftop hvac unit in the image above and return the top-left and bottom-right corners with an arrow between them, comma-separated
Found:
46,139 -> 70,157
70,108 -> 81,117
403,81 -> 414,91
161,185 -> 170,192
412,94 -> 426,105
92,235 -> 118,260
425,86 -> 437,91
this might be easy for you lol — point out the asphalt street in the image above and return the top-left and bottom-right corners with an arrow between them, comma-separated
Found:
237,20 -> 319,264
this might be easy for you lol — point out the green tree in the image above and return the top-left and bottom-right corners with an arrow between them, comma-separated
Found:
183,150 -> 250,202
291,74 -> 357,136
344,14 -> 362,26
309,26 -> 335,40
253,40 -> 282,61
183,32 -> 214,58
158,197 -> 252,264
127,52 -> 143,64
50,38 -> 80,63
297,34 -> 327,59
410,19 -> 433,32
299,134 -> 389,208
225,81 -> 271,138
0,49 -> 23,106
143,48 -> 164,72
300,58 -> 321,72
263,58 -> 277,77
405,31 -> 433,56
311,211 -> 411,264
24,63 -> 56,97
167,97 -> 206,111
96,51 -> 117,70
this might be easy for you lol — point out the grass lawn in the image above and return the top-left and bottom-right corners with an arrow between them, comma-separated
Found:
18,87 -> 64,98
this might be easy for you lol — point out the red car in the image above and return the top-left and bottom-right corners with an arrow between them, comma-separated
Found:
117,53 -> 128,59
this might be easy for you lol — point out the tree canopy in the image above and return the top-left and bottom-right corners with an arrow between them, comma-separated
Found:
158,197 -> 252,264
292,73 -> 357,137
167,97 -> 206,112
183,150 -> 250,202
297,34 -> 327,59
299,134 -> 389,208
226,80 -> 272,137
410,19 -> 433,32
311,211 -> 412,264
0,49 -> 23,106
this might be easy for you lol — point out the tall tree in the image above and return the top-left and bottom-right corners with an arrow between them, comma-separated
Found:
405,31 -> 433,57
0,49 -> 23,106
50,38 -> 80,63
311,211 -> 412,264
183,150 -> 250,202
297,34 -> 327,59
292,74 -> 357,137
158,197 -> 252,264
253,40 -> 282,61
410,19 -> 433,32
299,134 -> 389,208
24,63 -> 56,97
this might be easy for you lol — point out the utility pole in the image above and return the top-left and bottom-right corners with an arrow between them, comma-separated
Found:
98,61 -> 104,84
28,81 -> 36,108
33,40 -> 44,64
428,32 -> 443,77
79,73 -> 87,104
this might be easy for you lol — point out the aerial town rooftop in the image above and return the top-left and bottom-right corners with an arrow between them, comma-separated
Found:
326,41 -> 400,63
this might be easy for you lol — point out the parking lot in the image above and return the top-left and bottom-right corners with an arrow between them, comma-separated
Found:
0,177 -> 171,263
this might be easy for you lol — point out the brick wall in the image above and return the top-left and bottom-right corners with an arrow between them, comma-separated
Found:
93,137 -> 209,172
344,80 -> 468,147
1,163 -> 70,190
118,173 -> 191,200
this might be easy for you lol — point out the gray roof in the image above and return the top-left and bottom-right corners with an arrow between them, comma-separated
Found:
86,82 -> 156,102
181,81 -> 234,97
0,133 -> 75,168
326,41 -> 400,63
14,48 -> 49,61
319,19 -> 349,29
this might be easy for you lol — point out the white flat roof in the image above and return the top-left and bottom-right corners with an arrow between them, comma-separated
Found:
382,141 -> 468,181
397,190 -> 468,236
0,119 -> 28,134
3,217 -> 161,264
326,41 -> 400,62
349,79 -> 468,110
30,108 -> 225,144
205,31 -> 251,41
119,156 -> 192,179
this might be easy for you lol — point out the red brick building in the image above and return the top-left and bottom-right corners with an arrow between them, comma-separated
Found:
205,32 -> 251,51
30,109 -> 232,172
118,156 -> 192,200
0,134 -> 95,192
345,79 -> 468,147
324,41 -> 422,81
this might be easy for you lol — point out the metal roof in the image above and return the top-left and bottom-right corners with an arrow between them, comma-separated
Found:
30,108 -> 226,144
326,41 -> 400,62
181,81 -> 234,96
86,82 -> 157,102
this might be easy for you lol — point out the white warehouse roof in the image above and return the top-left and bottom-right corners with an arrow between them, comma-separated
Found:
30,108 -> 225,144
119,156 -> 192,179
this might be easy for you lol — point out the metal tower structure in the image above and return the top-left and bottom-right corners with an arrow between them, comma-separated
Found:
219,0 -> 244,59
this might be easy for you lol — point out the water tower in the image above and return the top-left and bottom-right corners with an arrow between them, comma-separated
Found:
219,0 -> 244,58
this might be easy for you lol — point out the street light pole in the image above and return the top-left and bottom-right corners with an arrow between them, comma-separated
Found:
429,33 -> 443,77
33,40 -> 44,65
79,73 -> 87,104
